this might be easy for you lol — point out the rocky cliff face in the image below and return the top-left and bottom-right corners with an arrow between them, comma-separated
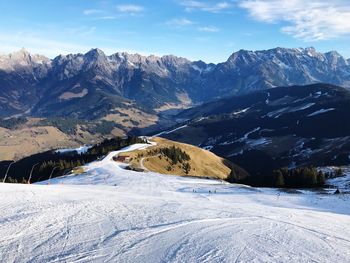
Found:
1,47 -> 350,119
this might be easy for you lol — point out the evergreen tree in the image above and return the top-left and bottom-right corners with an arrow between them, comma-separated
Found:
273,170 -> 285,187
183,162 -> 191,174
317,171 -> 325,185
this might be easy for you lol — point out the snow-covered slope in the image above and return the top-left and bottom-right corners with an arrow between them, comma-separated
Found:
0,143 -> 350,262
322,166 -> 350,193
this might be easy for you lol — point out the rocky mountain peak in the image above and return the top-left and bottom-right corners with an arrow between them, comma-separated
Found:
226,49 -> 259,65
81,48 -> 111,73
11,47 -> 30,58
324,51 -> 348,67
85,48 -> 105,58
304,46 -> 316,53
0,48 -> 50,72
84,48 -> 107,64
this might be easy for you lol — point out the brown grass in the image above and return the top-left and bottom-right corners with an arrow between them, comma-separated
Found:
0,126 -> 78,161
59,88 -> 88,100
119,137 -> 232,179
0,124 -> 111,161
103,108 -> 159,128
72,167 -> 85,175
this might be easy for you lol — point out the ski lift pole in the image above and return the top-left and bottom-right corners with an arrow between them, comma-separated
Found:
28,163 -> 40,184
48,166 -> 60,185
2,160 -> 15,183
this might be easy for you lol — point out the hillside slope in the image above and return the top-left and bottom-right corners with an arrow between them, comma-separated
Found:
163,84 -> 350,185
0,125 -> 75,160
0,117 -> 126,161
0,143 -> 349,262
117,137 -> 247,180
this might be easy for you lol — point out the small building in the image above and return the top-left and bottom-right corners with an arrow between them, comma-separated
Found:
113,155 -> 131,163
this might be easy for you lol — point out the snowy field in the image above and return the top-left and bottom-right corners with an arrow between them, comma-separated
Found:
1,143 -> 350,262
322,166 -> 350,194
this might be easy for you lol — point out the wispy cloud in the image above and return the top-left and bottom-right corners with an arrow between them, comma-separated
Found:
166,18 -> 194,27
0,31 -> 135,58
83,9 -> 103,15
239,0 -> 350,41
198,26 -> 220,32
84,4 -> 145,19
180,1 -> 233,13
116,4 -> 144,14
96,16 -> 117,20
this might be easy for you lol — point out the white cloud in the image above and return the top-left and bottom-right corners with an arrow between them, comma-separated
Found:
116,4 -> 144,14
239,0 -> 350,41
198,26 -> 220,32
180,1 -> 233,13
166,18 -> 194,27
83,9 -> 103,15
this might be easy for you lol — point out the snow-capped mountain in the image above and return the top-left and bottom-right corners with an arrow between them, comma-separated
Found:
206,47 -> 350,96
1,47 -> 350,119
0,48 -> 50,72
0,49 -> 51,116
31,48 -> 206,119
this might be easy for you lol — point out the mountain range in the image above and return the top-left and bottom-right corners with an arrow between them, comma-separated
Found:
2,47 -> 350,163
1,47 -> 350,121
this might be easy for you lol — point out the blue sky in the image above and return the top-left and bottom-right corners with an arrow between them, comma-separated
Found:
1,0 -> 350,63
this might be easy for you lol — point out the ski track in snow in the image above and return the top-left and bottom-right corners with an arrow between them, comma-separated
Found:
55,145 -> 92,155
1,142 -> 350,262
307,108 -> 335,117
152,125 -> 188,137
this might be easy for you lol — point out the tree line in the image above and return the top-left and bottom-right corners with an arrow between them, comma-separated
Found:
143,145 -> 192,174
2,136 -> 147,184
158,146 -> 190,165
272,167 -> 326,188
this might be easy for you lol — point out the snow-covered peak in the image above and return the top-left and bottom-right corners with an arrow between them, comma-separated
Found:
304,47 -> 317,56
0,48 -> 50,72
324,51 -> 348,67
11,47 -> 30,58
